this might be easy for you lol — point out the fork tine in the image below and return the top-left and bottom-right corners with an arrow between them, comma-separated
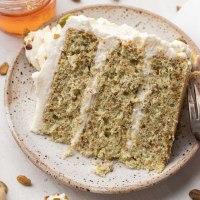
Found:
194,83 -> 200,120
188,84 -> 197,120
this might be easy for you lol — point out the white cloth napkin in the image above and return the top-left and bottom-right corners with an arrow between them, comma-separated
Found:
173,0 -> 200,48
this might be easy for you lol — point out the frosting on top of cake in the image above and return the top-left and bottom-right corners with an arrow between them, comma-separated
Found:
25,15 -> 191,71
25,24 -> 62,71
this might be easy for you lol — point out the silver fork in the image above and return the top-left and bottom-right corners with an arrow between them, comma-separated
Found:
188,80 -> 200,140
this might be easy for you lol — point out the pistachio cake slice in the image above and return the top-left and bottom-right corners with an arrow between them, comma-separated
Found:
25,15 -> 192,174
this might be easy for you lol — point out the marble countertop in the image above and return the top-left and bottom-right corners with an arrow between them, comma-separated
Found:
0,0 -> 200,199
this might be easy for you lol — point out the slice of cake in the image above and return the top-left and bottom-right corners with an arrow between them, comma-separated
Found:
25,15 -> 192,175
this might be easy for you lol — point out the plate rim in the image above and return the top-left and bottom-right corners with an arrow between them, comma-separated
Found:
4,4 -> 200,194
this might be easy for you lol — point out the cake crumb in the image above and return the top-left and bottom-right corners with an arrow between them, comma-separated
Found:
93,161 -> 113,177
176,5 -> 181,12
63,147 -> 73,159
0,62 -> 9,75
192,54 -> 200,68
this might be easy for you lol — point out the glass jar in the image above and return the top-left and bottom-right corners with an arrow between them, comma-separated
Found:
0,0 -> 56,36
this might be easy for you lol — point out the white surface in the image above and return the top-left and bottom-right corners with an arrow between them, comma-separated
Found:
1,0 -> 200,199
174,0 -> 200,49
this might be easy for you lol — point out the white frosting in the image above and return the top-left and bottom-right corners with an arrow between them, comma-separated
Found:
127,86 -> 152,148
25,25 -> 62,71
25,15 -> 191,71
144,36 -> 191,59
24,15 -> 192,134
46,193 -> 68,200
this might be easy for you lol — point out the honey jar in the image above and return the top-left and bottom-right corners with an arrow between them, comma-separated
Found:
0,0 -> 56,36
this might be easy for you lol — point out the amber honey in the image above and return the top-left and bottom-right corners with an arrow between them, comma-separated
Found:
0,0 -> 56,36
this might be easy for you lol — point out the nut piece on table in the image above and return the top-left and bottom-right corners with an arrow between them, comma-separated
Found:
0,62 -> 9,76
72,0 -> 81,3
44,193 -> 68,200
0,181 -> 8,200
189,189 -> 200,200
176,5 -> 181,12
17,175 -> 32,186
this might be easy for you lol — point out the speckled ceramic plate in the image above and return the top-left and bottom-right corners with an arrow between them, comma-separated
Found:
4,5 -> 200,194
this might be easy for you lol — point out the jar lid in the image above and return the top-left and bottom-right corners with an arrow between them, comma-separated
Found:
0,0 -> 50,15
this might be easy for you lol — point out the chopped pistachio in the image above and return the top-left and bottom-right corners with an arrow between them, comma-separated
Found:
58,14 -> 72,28
54,34 -> 60,39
